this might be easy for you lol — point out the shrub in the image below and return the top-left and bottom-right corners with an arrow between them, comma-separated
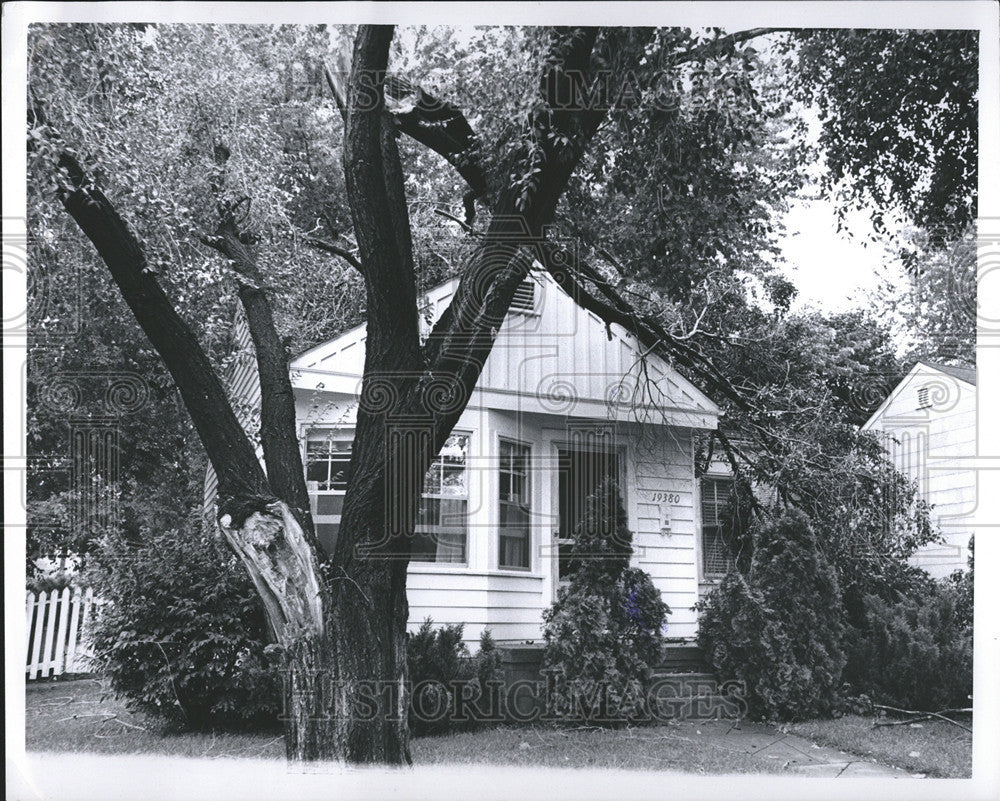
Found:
27,568 -> 78,594
696,571 -> 796,720
698,509 -> 846,720
542,479 -> 669,723
842,585 -> 972,711
88,525 -> 281,731
947,535 -> 974,632
615,567 -> 672,664
406,619 -> 504,735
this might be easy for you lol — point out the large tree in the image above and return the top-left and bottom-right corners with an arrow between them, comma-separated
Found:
28,23 -> 977,763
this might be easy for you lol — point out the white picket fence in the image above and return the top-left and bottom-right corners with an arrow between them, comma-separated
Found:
25,587 -> 102,680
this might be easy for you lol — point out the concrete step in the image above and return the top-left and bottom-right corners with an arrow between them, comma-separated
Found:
646,672 -> 743,721
657,644 -> 711,674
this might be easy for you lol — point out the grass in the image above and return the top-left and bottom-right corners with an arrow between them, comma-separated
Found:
25,679 -> 785,773
26,679 -> 972,776
410,724 -> 786,773
787,714 -> 972,778
25,679 -> 285,759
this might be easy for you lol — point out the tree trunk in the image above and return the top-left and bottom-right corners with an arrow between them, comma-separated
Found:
276,591 -> 409,763
217,493 -> 410,763
57,140 -> 413,765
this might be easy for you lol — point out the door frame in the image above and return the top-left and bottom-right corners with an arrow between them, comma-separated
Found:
549,430 -> 627,591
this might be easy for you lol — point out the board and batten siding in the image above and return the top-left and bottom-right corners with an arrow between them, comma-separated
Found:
217,270 -> 722,647
627,425 -> 700,640
863,363 -> 976,578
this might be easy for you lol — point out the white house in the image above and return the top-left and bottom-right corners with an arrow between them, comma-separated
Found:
862,361 -> 976,579
210,269 -> 729,645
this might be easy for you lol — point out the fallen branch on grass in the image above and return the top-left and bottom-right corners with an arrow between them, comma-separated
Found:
873,704 -> 972,733
873,715 -> 936,728
55,711 -> 147,731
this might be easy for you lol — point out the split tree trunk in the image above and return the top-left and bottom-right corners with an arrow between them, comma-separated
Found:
53,22 -> 612,766
218,497 -> 410,763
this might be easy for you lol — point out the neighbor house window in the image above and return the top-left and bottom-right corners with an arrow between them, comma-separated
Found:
413,433 -> 470,564
305,433 -> 353,555
700,477 -> 735,578
498,439 -> 531,569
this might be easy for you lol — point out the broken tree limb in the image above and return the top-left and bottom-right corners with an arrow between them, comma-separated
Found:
873,704 -> 972,734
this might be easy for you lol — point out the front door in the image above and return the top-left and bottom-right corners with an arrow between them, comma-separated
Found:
556,442 -> 620,583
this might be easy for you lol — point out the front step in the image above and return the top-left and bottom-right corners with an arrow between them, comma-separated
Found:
658,643 -> 711,674
646,671 -> 743,721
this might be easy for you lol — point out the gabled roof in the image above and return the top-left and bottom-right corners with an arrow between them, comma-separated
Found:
290,270 -> 722,427
861,360 -> 976,431
920,361 -> 976,387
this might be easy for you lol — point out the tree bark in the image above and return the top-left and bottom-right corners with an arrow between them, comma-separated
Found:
201,221 -> 314,533
326,24 -> 423,765
53,23 -> 637,766
56,153 -> 336,761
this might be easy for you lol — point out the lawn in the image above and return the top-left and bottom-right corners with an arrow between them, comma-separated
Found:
25,678 -> 785,773
787,715 -> 972,778
25,679 -> 971,777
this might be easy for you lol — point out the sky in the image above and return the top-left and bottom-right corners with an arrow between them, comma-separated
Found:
778,199 -> 909,314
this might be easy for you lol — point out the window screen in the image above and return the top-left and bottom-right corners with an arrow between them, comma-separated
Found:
700,477 -> 735,577
499,440 -> 531,569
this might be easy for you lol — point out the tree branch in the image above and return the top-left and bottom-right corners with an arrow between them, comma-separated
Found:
305,237 -> 364,272
55,152 -> 269,520
325,53 -> 487,225
420,27 -> 613,452
200,217 -> 312,527
384,73 -> 488,218
669,28 -> 790,66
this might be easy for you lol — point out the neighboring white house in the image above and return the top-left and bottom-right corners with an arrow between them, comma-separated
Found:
862,361 -> 976,579
208,269 -> 728,645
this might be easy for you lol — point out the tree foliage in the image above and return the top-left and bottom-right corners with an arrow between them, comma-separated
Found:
894,225 -> 977,366
786,29 -> 978,237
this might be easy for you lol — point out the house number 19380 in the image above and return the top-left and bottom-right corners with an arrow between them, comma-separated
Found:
648,492 -> 680,504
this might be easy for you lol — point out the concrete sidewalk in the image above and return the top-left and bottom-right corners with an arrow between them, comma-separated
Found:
690,719 -> 911,777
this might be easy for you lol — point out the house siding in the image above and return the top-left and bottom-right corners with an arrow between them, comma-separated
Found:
863,364 -> 976,578
627,425 -> 700,639
211,270 -> 722,648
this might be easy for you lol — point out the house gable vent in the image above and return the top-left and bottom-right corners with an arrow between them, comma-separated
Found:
917,386 -> 931,410
510,279 -> 536,314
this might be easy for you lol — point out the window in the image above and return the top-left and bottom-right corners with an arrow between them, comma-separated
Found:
412,434 -> 470,563
305,434 -> 353,555
498,440 -> 531,569
700,477 -> 735,577
917,386 -> 932,409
